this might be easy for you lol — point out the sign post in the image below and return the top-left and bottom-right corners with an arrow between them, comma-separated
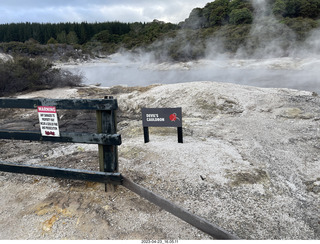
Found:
142,107 -> 183,143
37,106 -> 60,137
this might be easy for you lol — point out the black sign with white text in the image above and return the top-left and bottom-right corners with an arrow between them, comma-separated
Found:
142,108 -> 182,127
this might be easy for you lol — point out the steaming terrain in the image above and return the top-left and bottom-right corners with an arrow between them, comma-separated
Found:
63,55 -> 320,94
0,80 -> 319,239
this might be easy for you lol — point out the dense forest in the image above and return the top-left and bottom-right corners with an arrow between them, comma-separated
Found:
0,0 -> 319,61
0,22 -> 131,45
0,21 -> 179,60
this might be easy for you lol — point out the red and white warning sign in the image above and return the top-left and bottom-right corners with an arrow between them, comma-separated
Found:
37,106 -> 60,137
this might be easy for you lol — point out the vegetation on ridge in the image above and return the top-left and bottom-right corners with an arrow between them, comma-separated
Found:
0,0 -> 319,61
0,0 -> 320,95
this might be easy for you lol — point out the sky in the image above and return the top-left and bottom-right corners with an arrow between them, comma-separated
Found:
0,0 -> 211,24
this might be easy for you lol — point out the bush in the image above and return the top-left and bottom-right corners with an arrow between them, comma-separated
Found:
0,56 -> 83,97
273,0 -> 320,19
229,8 -> 253,25
282,17 -> 319,40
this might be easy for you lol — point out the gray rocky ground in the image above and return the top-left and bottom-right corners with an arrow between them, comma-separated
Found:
0,81 -> 319,239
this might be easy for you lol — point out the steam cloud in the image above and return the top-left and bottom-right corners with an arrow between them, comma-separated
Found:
66,0 -> 320,93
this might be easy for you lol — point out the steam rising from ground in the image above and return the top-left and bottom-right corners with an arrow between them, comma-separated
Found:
242,0 -> 320,58
65,55 -> 320,93
65,0 -> 320,93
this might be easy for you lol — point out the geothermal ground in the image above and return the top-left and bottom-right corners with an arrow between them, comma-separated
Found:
0,81 -> 319,240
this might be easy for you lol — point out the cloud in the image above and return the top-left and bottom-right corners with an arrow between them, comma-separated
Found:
0,0 -> 209,24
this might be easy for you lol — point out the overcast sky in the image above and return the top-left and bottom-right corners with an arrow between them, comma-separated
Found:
0,0 -> 210,24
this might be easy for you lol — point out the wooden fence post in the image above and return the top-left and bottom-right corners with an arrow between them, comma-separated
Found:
143,127 -> 150,143
178,127 -> 183,143
97,96 -> 118,192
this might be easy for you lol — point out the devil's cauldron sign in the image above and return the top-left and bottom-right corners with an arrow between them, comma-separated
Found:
142,108 -> 182,127
142,108 -> 183,143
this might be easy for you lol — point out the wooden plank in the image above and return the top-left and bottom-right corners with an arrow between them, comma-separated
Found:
0,98 -> 118,110
122,176 -> 239,240
0,130 -> 121,145
0,161 -> 123,184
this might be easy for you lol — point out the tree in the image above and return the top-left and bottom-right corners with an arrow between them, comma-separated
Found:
79,23 -> 88,44
67,31 -> 79,45
57,31 -> 67,43
183,8 -> 205,29
47,37 -> 58,44
203,0 -> 230,26
209,6 -> 230,26
229,8 -> 253,25
93,30 -> 112,43
273,0 -> 287,17
285,0 -> 301,17
272,0 -> 320,19
229,0 -> 252,12
299,0 -> 320,18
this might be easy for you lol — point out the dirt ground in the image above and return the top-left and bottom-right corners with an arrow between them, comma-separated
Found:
0,81 -> 319,240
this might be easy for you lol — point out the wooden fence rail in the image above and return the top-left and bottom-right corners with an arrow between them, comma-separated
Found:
0,97 -> 121,191
0,98 -> 118,110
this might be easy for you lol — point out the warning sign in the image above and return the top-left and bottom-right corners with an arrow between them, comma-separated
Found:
37,106 -> 60,137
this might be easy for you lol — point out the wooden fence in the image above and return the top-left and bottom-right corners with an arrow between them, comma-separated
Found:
0,97 -> 122,190
0,97 -> 239,240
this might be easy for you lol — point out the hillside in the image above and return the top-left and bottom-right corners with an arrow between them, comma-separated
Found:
0,81 -> 319,239
0,0 -> 319,61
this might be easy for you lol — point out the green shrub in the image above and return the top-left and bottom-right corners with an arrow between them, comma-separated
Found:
229,8 -> 253,25
0,56 -> 82,97
282,17 -> 319,40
